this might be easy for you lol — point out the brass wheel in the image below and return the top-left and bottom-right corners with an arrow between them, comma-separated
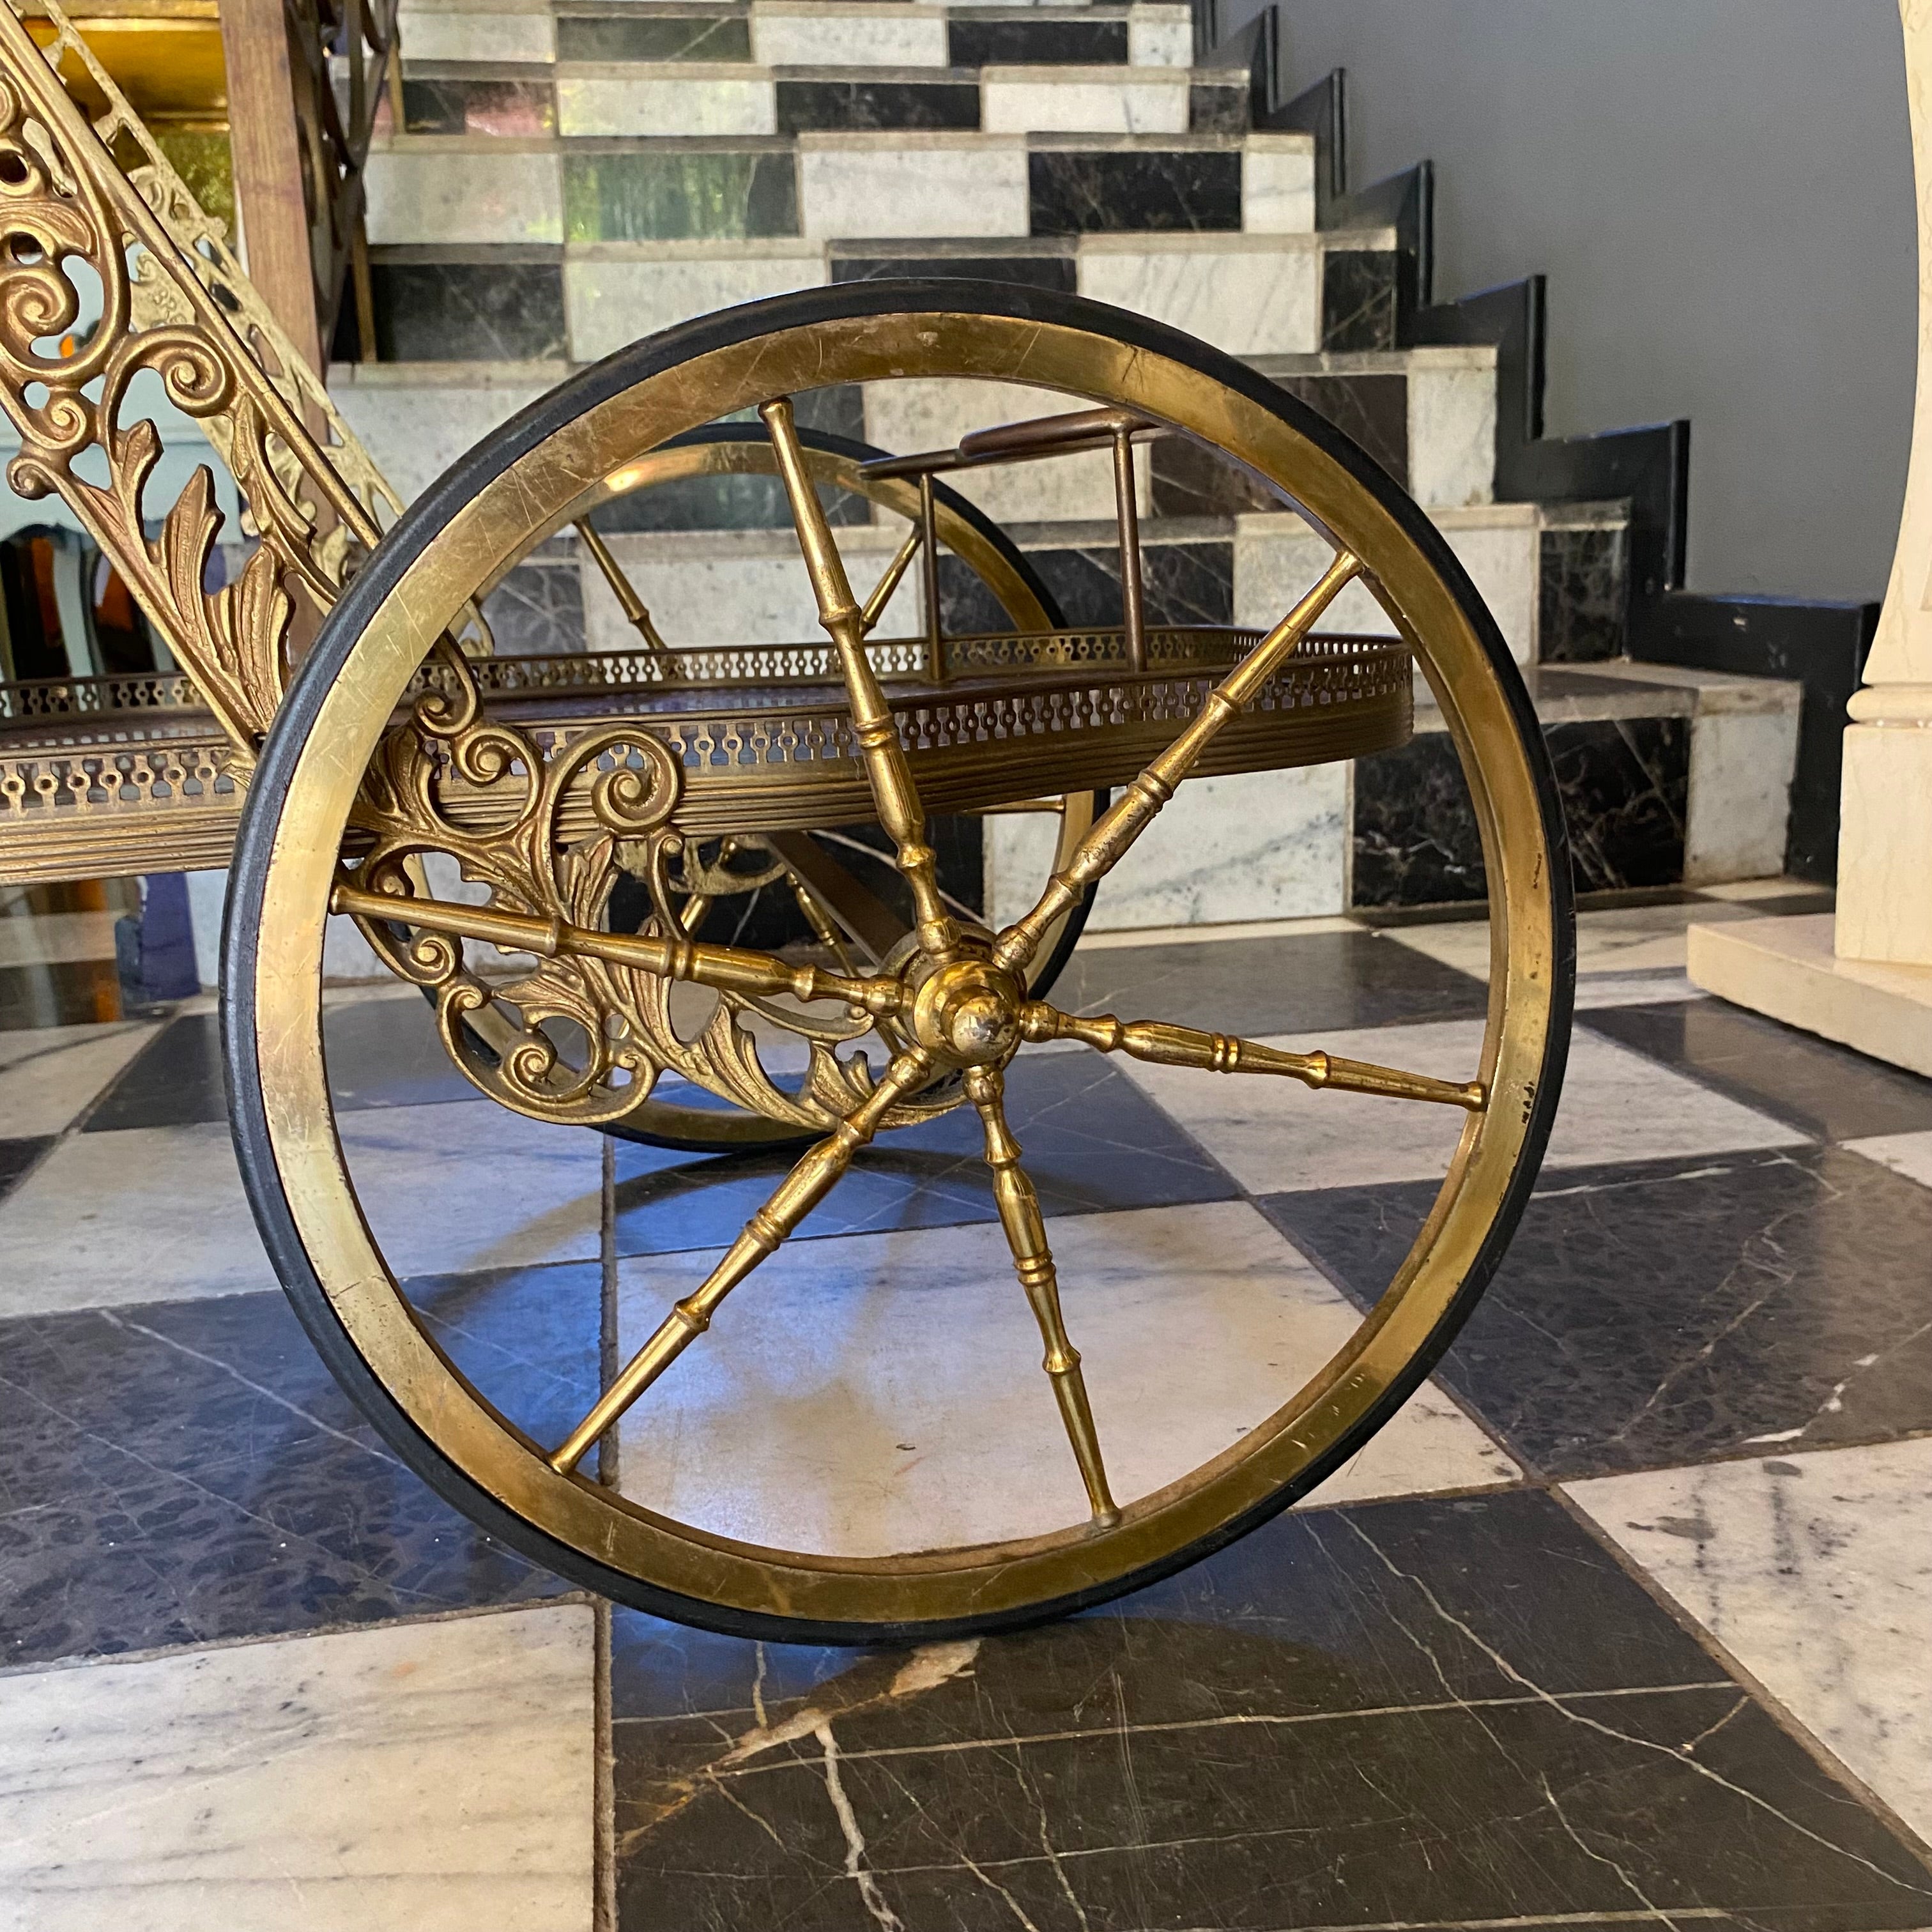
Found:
225,284 -> 1573,1642
450,422 -> 1105,1152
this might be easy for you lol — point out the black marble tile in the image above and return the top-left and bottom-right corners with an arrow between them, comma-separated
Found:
831,250 -> 1077,295
611,1048 -> 1236,1257
613,1489 -> 1932,1928
776,78 -> 979,134
0,1273 -> 590,1664
1189,78 -> 1250,135
0,957 -> 125,1031
1354,718 -> 1689,909
84,999 -> 479,1132
564,151 -> 796,243
371,258 -> 566,362
1351,731 -> 1483,908
1540,524 -> 1629,664
0,1133 -> 49,1201
1281,370 -> 1408,484
555,13 -> 750,61
948,17 -> 1128,66
482,560 -> 585,656
1047,927 -> 1489,1038
400,77 -> 555,137
1322,249 -> 1400,352
1584,999 -> 1932,1142
1556,716 -> 1688,892
1029,149 -> 1241,235
1264,1145 -> 1932,1478
1149,433 -> 1282,517
1019,538 -> 1234,629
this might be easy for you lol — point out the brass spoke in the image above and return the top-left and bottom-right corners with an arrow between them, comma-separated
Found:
992,548 -> 1363,974
549,1050 -> 935,1475
859,519 -> 923,636
574,518 -> 670,651
764,827 -> 908,967
761,395 -> 958,960
965,1064 -> 1119,1526
332,879 -> 904,1017
1020,1003 -> 1487,1111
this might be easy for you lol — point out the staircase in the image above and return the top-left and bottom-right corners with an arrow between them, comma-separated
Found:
333,0 -> 1804,933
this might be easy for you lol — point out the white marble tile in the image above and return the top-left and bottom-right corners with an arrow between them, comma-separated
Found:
0,1603 -> 595,1932
1566,1439 -> 1932,1846
1843,1128 -> 1932,1190
1573,967 -> 1708,1009
1234,514 -> 1391,634
1433,509 -> 1538,663
1128,4 -> 1195,67
0,1097 -> 600,1315
1698,875 -> 1825,901
395,4 -> 555,64
0,909 -> 119,967
564,246 -> 825,362
864,377 -> 1147,523
1685,708 -> 1800,885
328,373 -> 554,507
580,524 -> 922,651
1242,136 -> 1317,234
797,136 -> 1029,240
1080,765 -> 1348,930
0,1020 -> 157,1139
1119,1015 -> 1803,1195
1383,901 -> 1774,981
1077,236 -> 1319,356
983,70 -> 1190,135
1407,354 -> 1496,509
556,70 -> 776,139
615,1200 -> 1517,1554
363,150 -> 562,247
752,6 -> 947,66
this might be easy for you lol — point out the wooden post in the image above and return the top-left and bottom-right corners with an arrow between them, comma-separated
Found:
218,0 -> 323,372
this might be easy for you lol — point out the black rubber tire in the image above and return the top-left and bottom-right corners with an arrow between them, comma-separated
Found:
224,279 -> 1574,1643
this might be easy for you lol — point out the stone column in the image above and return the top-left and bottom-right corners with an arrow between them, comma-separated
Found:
1687,0 -> 1932,1070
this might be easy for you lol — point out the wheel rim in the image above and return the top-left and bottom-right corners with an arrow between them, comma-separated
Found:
227,286 -> 1570,1639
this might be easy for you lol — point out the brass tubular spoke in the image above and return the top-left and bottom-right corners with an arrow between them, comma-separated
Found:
1020,1003 -> 1487,1111
548,1050 -> 935,1474
965,1065 -> 1119,1527
859,521 -> 923,636
1113,427 -> 1146,675
992,548 -> 1363,974
331,880 -> 904,1016
574,518 -> 670,650
761,395 -> 959,960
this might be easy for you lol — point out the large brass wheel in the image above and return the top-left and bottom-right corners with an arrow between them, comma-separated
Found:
225,284 -> 1573,1642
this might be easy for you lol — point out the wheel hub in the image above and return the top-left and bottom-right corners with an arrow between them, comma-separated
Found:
907,955 -> 1024,1068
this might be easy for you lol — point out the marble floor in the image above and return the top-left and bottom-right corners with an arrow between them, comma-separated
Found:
3,880 -> 1930,1929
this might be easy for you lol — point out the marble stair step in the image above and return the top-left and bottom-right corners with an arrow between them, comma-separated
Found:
363,131 -> 1316,248
392,1 -> 1196,72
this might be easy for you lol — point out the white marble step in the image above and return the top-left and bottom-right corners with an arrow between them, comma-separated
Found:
395,0 -> 1196,70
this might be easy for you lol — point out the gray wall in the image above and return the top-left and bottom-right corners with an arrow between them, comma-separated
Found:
1238,0 -> 1918,602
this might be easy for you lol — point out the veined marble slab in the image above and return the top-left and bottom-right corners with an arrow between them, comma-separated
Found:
564,244 -> 825,360
396,3 -> 555,65
864,377 -> 1147,521
1845,1127 -> 1932,1190
983,67 -> 1190,135
1385,900 -> 1773,980
0,1603 -> 595,1931
1077,234 -> 1319,356
1409,351 -> 1497,508
364,150 -> 562,247
1027,765 -> 1347,931
1567,1439 -> 1932,1845
1687,709 -> 1802,884
1121,1015 -> 1804,1194
751,4 -> 948,67
0,1020 -> 157,1139
1128,4 -> 1194,67
1242,135 -> 1317,234
328,367 -> 556,506
556,70 -> 776,139
797,134 -> 1029,238
614,1199 -> 1517,1554
580,524 -> 923,650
